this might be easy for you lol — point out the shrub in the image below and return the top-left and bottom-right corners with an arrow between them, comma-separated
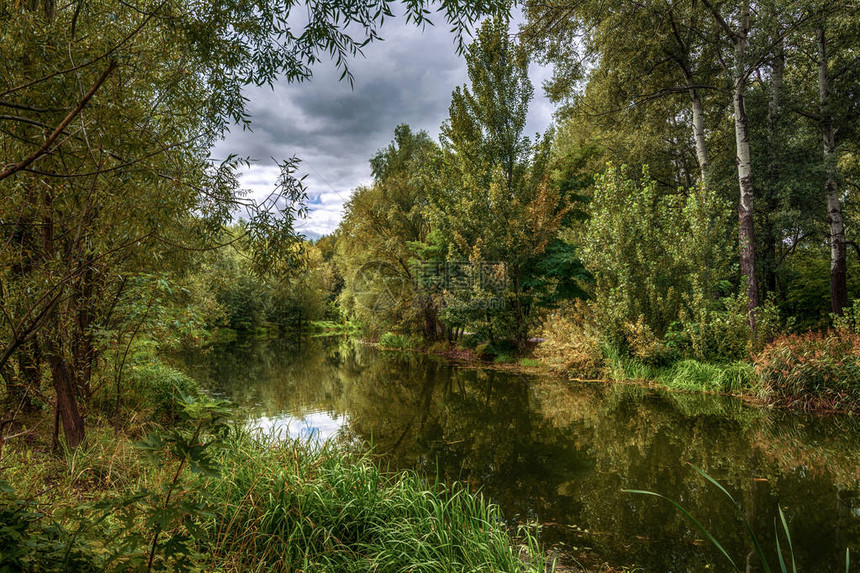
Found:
624,315 -> 673,365
536,300 -> 605,378
128,361 -> 201,421
754,331 -> 860,411
492,353 -> 514,364
833,299 -> 860,334
378,332 -> 415,350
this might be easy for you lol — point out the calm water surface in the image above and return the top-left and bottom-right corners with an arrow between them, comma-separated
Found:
177,335 -> 860,572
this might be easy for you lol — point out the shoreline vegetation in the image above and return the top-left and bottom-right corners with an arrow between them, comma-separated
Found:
375,327 -> 860,415
1,352 -> 552,572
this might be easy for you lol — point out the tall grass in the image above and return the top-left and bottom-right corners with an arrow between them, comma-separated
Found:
625,463 -> 851,572
1,426 -> 548,572
754,331 -> 860,411
660,359 -> 758,393
200,430 -> 548,572
378,332 -> 416,350
602,344 -> 662,382
603,345 -> 759,394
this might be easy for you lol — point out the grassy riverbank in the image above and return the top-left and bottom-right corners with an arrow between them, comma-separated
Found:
1,378 -> 549,572
377,328 -> 860,414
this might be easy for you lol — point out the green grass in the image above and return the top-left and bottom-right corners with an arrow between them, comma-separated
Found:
519,358 -> 542,367
602,344 -> 663,382
378,332 -> 416,350
603,346 -> 759,394
202,431 -> 548,572
660,359 -> 758,393
1,425 -> 549,572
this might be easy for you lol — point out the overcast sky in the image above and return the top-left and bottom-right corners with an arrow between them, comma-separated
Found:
212,10 -> 554,238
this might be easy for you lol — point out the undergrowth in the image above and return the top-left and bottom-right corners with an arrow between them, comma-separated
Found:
378,332 -> 416,350
0,397 -> 549,572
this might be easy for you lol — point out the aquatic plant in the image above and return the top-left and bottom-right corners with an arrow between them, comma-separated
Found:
624,463 -> 851,572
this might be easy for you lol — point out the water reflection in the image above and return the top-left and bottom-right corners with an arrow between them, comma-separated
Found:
177,336 -> 860,571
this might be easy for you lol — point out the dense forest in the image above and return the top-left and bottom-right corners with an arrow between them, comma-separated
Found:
1,0 -> 858,570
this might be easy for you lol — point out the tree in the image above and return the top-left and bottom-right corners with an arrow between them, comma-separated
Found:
338,125 -> 442,337
785,1 -> 860,314
523,0 -> 725,189
432,16 -> 580,344
0,0 -> 503,448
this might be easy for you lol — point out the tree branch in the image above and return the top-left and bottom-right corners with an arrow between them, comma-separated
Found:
0,60 -> 116,182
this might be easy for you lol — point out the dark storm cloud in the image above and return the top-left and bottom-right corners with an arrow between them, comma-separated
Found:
212,11 -> 553,235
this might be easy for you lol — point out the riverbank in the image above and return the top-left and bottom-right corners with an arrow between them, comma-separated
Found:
0,392 -> 550,572
376,331 -> 860,415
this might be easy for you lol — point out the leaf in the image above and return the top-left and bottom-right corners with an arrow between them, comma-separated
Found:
623,489 -> 739,571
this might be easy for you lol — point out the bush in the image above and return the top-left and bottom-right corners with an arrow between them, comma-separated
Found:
754,331 -> 860,411
128,361 -> 201,421
378,332 -> 415,350
536,300 -> 605,378
833,299 -> 860,334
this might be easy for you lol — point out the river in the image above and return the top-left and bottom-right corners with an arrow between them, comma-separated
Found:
176,335 -> 860,571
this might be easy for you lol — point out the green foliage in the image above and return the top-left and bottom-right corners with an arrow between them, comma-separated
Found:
602,344 -> 663,382
754,331 -> 860,411
0,407 -> 547,573
625,464 -> 852,572
0,480 -> 100,572
583,164 -> 737,358
519,358 -> 541,367
133,396 -> 234,571
337,125 -> 442,338
378,333 -> 416,350
430,15 -> 583,345
493,353 -> 515,364
128,362 -> 201,423
203,432 -> 547,572
661,360 -> 758,394
833,299 -> 860,333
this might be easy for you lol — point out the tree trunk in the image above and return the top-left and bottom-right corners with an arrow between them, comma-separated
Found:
689,83 -> 711,188
41,193 -> 86,449
46,335 -> 86,449
762,37 -> 784,299
819,26 -> 847,315
732,0 -> 759,330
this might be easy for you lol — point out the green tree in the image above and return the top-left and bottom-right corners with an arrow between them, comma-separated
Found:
0,0 -> 503,448
338,125 -> 442,337
431,16 -> 580,344
582,164 -> 737,360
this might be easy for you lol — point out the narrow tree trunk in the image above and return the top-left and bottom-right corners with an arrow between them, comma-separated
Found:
732,1 -> 759,330
689,84 -> 711,188
762,38 -> 784,298
819,26 -> 848,315
41,193 -> 86,449
47,336 -> 86,449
